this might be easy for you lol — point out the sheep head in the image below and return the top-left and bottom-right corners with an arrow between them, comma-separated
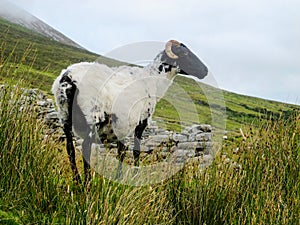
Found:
162,40 -> 208,80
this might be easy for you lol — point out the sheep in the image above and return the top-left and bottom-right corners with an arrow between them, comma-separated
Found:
52,40 -> 208,184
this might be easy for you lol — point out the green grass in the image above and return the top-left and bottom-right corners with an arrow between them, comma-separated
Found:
0,81 -> 299,224
167,113 -> 300,224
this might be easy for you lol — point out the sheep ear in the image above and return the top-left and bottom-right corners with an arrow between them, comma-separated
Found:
165,40 -> 190,59
174,43 -> 194,58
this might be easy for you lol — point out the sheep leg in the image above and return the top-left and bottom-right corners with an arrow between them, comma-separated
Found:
133,119 -> 148,167
59,71 -> 81,184
82,131 -> 93,185
116,141 -> 126,179
63,124 -> 81,184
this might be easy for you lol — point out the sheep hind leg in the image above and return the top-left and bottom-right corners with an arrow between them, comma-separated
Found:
59,71 -> 81,184
63,124 -> 81,184
133,119 -> 148,167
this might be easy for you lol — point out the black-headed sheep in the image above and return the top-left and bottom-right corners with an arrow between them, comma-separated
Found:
52,40 -> 208,184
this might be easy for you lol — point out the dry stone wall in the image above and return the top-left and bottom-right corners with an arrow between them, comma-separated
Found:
27,88 -> 214,164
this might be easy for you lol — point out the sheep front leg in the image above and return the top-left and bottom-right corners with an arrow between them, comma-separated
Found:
116,141 -> 126,179
133,119 -> 148,167
82,131 -> 93,185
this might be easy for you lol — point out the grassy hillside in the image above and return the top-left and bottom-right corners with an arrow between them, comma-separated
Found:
155,75 -> 300,132
0,17 -> 299,133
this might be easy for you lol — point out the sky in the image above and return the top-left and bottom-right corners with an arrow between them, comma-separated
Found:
7,0 -> 300,105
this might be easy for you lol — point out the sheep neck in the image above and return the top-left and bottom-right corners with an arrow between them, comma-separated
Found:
146,52 -> 178,81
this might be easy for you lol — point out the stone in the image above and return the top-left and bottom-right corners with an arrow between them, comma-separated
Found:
148,134 -> 169,143
191,124 -> 211,132
199,124 -> 212,132
172,133 -> 188,142
36,100 -> 48,107
196,133 -> 212,141
46,108 -> 57,114
45,111 -> 59,120
177,141 -> 209,151
177,142 -> 196,150
191,124 -> 203,132
202,154 -> 213,163
170,145 -> 177,153
144,140 -> 159,149
185,150 -> 196,158
171,149 -> 188,163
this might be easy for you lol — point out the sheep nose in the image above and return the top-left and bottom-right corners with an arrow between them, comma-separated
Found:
177,52 -> 208,80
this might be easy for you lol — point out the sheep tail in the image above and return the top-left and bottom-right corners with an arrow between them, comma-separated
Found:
52,70 -> 77,124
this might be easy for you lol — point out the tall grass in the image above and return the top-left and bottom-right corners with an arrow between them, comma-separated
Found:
166,113 -> 300,224
1,82 -> 299,224
0,49 -> 299,224
0,83 -> 173,224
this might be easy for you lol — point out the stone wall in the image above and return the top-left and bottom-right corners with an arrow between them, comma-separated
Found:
137,121 -> 213,163
27,88 -> 214,164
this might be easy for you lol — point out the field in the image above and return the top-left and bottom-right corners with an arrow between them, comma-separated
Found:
0,18 -> 299,224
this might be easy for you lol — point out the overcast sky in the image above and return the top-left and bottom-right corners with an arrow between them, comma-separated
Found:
7,0 -> 300,105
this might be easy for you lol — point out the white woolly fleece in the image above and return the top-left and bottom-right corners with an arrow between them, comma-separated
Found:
52,60 -> 176,139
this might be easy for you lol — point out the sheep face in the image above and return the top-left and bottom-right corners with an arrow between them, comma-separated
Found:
161,40 -> 208,80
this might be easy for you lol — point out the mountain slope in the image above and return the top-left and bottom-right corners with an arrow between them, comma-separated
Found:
0,17 -> 299,133
0,1 -> 83,49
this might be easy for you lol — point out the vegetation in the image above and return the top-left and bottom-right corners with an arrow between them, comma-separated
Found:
0,81 -> 299,224
0,17 -> 299,224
